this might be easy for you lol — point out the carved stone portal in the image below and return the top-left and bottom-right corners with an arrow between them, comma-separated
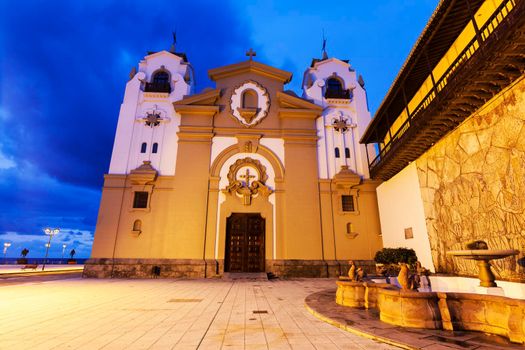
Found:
222,158 -> 273,205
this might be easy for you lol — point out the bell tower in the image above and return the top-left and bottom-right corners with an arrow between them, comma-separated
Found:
108,41 -> 195,178
302,50 -> 374,179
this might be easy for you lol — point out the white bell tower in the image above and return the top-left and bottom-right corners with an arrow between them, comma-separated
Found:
108,43 -> 195,177
302,52 -> 374,179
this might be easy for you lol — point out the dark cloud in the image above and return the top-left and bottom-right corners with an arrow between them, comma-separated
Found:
0,0 -> 251,189
0,0 -> 437,258
0,0 -> 251,257
0,164 -> 100,235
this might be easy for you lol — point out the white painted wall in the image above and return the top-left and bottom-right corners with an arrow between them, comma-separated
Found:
259,138 -> 285,167
210,136 -> 238,166
376,163 -> 435,271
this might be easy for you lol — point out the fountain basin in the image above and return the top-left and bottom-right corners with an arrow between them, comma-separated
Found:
429,276 -> 525,299
447,249 -> 519,260
336,280 -> 525,344
377,288 -> 442,329
336,280 -> 394,308
446,249 -> 519,287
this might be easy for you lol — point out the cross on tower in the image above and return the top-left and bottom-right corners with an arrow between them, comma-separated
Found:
239,168 -> 256,187
246,48 -> 256,61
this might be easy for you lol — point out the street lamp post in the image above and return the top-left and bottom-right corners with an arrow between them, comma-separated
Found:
61,244 -> 67,264
42,228 -> 60,271
3,242 -> 11,264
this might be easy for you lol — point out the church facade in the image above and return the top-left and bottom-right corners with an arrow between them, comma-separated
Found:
84,48 -> 382,278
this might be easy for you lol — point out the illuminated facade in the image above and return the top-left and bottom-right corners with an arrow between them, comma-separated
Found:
84,48 -> 383,278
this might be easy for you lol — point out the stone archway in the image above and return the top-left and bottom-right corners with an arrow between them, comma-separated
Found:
204,145 -> 283,273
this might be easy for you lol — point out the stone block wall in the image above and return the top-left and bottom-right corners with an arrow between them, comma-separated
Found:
266,259 -> 376,278
416,75 -> 525,281
83,259 -> 207,278
83,258 -> 377,279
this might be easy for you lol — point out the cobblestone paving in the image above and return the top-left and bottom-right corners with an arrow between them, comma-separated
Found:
0,278 -> 398,349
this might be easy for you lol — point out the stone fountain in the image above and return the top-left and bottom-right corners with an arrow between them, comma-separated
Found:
446,240 -> 519,288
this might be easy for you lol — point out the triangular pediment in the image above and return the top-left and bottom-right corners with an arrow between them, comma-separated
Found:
173,88 -> 220,117
144,50 -> 188,63
310,57 -> 350,69
174,88 -> 220,106
276,91 -> 322,110
333,166 -> 361,186
208,60 -> 292,84
130,161 -> 157,185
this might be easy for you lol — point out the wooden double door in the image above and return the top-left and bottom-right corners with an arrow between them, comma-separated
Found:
225,213 -> 265,272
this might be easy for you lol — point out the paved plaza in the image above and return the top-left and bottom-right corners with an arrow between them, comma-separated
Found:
0,277 -> 397,350
0,264 -> 84,275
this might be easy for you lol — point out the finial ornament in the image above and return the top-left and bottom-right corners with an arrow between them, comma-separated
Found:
170,31 -> 177,53
322,30 -> 328,60
246,48 -> 256,61
129,67 -> 137,81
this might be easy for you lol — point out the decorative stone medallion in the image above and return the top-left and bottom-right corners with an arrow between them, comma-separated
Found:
330,112 -> 356,133
222,157 -> 272,205
230,81 -> 270,127
137,106 -> 170,127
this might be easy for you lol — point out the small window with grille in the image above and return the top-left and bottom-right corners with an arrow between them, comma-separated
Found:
140,142 -> 147,153
133,191 -> 149,209
335,147 -> 340,158
341,195 -> 355,212
345,147 -> 350,158
152,143 -> 158,154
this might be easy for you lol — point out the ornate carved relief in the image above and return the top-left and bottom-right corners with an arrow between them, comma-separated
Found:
222,157 -> 272,205
416,78 -> 525,280
328,111 -> 357,133
236,134 -> 261,154
230,80 -> 270,127
137,105 -> 170,127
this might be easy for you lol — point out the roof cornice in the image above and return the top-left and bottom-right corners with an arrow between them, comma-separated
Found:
208,60 -> 292,83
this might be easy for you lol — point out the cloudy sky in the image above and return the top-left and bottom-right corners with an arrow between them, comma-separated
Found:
0,0 -> 437,258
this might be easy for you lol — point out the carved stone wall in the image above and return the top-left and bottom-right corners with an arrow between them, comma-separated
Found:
416,76 -> 525,281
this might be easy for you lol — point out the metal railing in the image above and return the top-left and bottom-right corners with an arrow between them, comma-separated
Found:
368,0 -> 517,171
325,89 -> 352,99
145,82 -> 171,93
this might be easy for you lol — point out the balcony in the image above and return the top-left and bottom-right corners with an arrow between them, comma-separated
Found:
324,89 -> 352,100
144,82 -> 171,93
362,0 -> 525,180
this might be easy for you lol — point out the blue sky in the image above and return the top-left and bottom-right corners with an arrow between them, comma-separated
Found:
0,0 -> 437,258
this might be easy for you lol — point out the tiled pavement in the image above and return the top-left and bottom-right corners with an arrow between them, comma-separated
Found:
0,278 -> 398,349
305,289 -> 523,350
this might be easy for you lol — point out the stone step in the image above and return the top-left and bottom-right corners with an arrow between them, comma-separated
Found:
222,272 -> 269,281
